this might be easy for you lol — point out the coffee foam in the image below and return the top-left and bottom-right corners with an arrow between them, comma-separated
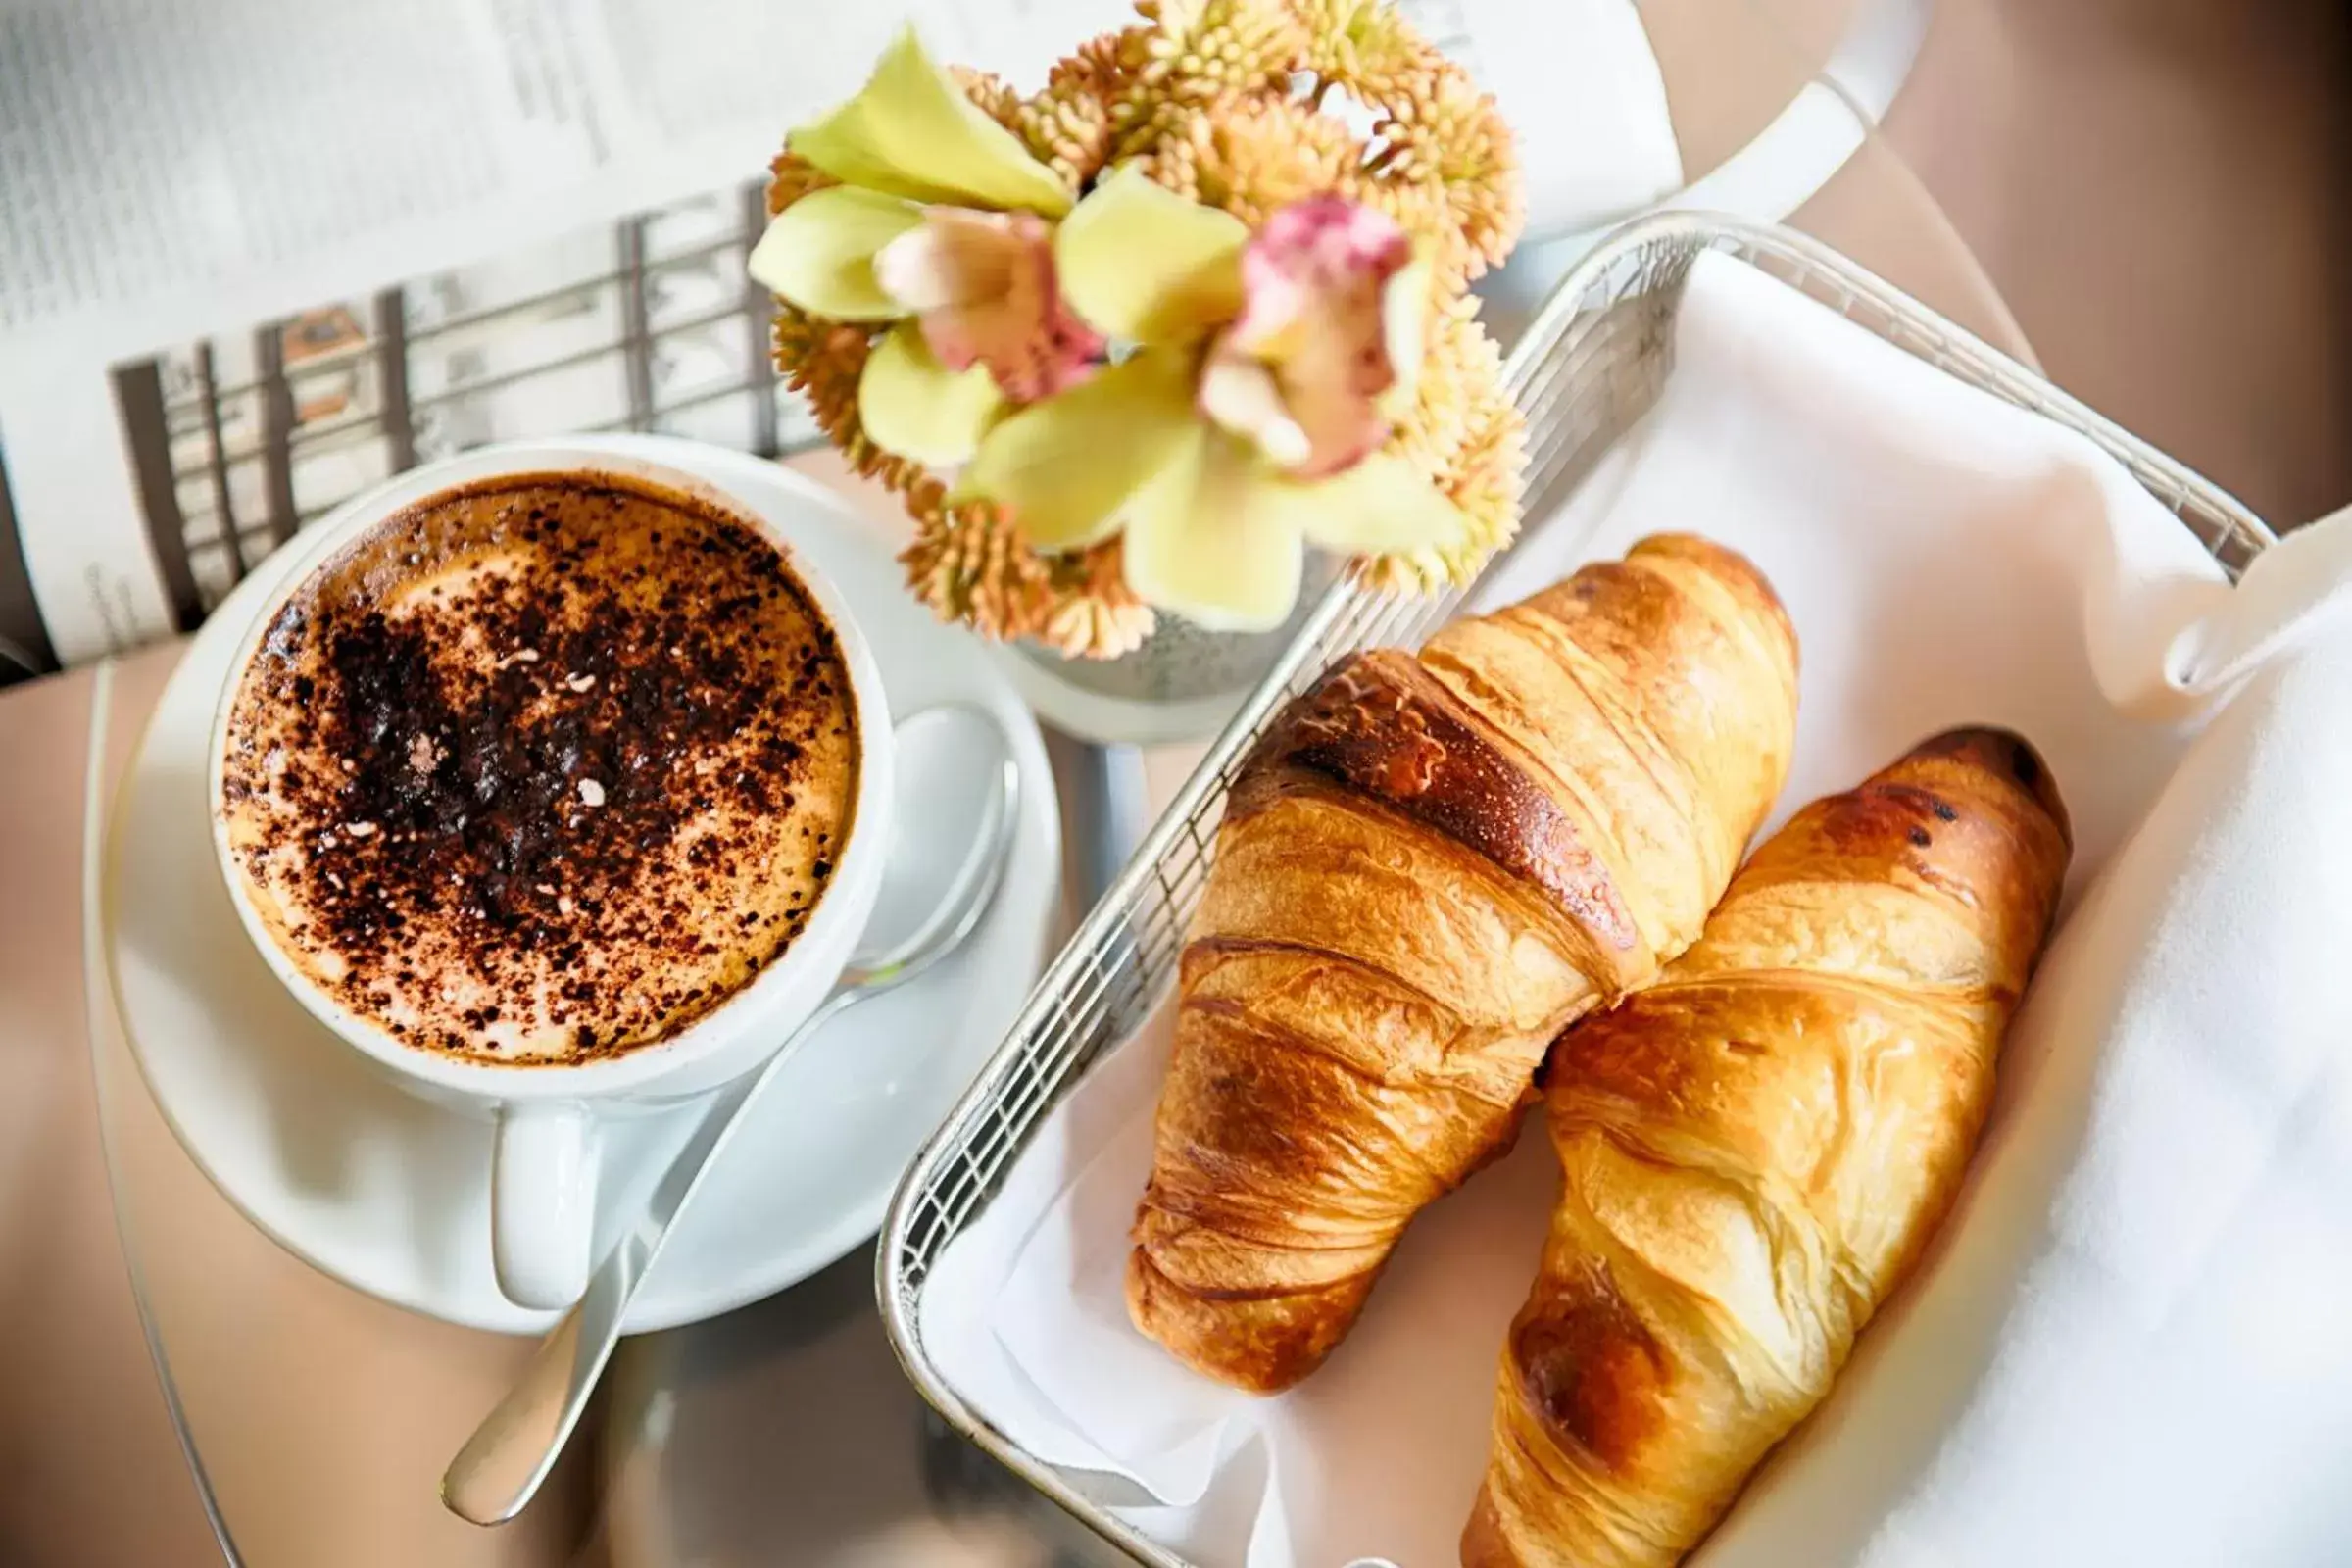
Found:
220,472 -> 858,1064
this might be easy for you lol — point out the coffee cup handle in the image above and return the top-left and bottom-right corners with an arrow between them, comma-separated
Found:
491,1102 -> 598,1311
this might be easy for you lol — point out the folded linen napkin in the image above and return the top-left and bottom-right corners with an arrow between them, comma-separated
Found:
916,246 -> 2352,1565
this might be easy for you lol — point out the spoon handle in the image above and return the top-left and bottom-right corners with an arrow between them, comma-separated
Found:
442,701 -> 1018,1526
440,994 -> 844,1525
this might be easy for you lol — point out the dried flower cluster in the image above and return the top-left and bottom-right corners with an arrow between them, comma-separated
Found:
768,0 -> 1525,657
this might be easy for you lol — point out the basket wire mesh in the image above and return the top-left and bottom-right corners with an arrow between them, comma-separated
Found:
875,213 -> 2275,1567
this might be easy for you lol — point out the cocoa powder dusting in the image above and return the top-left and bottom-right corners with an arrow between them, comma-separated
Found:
220,474 -> 858,1064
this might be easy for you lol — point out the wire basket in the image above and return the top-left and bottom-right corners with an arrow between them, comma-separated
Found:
875,212 -> 2276,1568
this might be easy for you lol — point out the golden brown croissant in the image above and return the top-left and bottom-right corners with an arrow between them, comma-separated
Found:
1464,727 -> 2074,1568
1128,535 -> 1800,1394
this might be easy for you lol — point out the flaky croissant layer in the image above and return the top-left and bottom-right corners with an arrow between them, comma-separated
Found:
1465,727 -> 2073,1568
1129,536 -> 1800,1394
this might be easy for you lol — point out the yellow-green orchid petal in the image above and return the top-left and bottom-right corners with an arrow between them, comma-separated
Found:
1377,254 -> 1433,416
1197,354 -> 1310,469
1055,169 -> 1249,346
956,350 -> 1197,551
1279,450 -> 1473,555
790,26 -> 1071,217
857,321 -> 1004,466
1119,432 -> 1306,632
748,186 -> 922,320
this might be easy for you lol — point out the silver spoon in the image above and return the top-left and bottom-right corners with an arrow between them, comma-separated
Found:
442,702 -> 1020,1526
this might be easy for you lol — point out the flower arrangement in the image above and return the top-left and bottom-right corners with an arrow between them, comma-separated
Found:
750,0 -> 1526,659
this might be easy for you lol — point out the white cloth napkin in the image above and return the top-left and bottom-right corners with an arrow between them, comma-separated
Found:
917,249 -> 2352,1565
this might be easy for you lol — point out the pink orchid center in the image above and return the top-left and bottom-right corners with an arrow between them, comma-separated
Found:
1197,196 -> 1413,480
872,208 -> 1102,403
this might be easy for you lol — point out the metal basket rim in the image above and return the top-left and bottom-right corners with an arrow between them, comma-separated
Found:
872,210 -> 2275,1568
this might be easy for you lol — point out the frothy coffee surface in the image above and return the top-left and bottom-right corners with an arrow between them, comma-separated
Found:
220,473 -> 858,1065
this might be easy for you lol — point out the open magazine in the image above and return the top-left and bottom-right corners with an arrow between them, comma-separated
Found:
0,0 -> 1682,683
0,177 -> 810,679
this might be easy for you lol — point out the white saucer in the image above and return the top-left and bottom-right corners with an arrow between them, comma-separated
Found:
102,436 -> 1061,1335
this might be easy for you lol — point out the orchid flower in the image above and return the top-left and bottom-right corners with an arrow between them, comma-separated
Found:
746,27 -> 1100,466
956,173 -> 1465,631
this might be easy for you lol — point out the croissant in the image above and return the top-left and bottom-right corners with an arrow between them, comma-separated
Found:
1464,727 -> 2074,1568
1128,535 -> 1800,1393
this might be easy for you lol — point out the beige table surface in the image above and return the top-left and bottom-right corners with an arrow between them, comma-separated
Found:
6,1 -> 2341,1563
